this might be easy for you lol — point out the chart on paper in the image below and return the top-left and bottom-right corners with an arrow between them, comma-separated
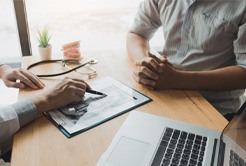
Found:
47,77 -> 151,137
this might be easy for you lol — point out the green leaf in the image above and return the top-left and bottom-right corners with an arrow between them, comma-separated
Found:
36,27 -> 51,47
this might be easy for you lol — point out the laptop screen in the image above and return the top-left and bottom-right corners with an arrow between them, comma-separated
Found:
221,102 -> 246,164
223,102 -> 246,151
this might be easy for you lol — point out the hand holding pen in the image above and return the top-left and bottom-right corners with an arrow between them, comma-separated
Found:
86,89 -> 107,96
85,82 -> 107,96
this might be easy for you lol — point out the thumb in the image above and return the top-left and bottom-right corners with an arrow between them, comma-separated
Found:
161,56 -> 174,67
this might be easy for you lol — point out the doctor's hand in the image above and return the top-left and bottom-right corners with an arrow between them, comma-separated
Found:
133,51 -> 168,89
32,77 -> 90,114
0,64 -> 44,89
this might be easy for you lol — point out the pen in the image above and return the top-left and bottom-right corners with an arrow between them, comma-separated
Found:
86,89 -> 107,96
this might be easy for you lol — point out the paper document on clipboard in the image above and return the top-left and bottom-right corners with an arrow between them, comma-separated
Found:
46,77 -> 152,138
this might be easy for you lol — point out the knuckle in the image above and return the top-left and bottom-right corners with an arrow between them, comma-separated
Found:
139,78 -> 143,83
13,70 -> 18,75
146,57 -> 152,63
19,68 -> 24,72
138,71 -> 144,76
64,78 -> 72,85
140,60 -> 146,66
151,73 -> 157,78
149,58 -> 155,64
151,81 -> 156,86
141,66 -> 147,72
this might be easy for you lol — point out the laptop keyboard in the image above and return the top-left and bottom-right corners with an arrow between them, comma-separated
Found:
151,127 -> 207,166
230,150 -> 246,166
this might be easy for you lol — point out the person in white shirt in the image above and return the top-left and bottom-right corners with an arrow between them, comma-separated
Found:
0,64 -> 89,165
127,0 -> 246,117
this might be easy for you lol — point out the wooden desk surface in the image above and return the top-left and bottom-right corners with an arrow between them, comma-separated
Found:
11,50 -> 228,166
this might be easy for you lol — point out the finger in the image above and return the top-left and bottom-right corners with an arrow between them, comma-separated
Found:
135,55 -> 162,74
11,71 -> 39,89
133,74 -> 156,87
16,83 -> 26,89
135,57 -> 160,70
133,69 -> 148,79
6,81 -> 26,89
64,79 -> 87,95
70,78 -> 91,90
20,69 -> 45,88
140,83 -> 155,90
160,56 -> 168,63
147,51 -> 171,66
162,56 -> 174,67
68,86 -> 86,98
133,68 -> 156,80
146,51 -> 162,64
139,77 -> 156,86
138,66 -> 159,80
146,52 -> 165,73
147,51 -> 168,64
74,88 -> 86,97
143,58 -> 162,74
69,79 -> 88,91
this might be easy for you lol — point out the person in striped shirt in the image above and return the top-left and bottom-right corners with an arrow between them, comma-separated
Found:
127,0 -> 246,119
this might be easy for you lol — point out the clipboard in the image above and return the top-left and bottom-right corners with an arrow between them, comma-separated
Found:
45,77 -> 152,138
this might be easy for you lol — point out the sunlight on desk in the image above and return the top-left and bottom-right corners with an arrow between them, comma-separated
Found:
11,50 -> 228,166
0,79 -> 18,106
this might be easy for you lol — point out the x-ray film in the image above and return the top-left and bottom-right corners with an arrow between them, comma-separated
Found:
47,77 -> 151,138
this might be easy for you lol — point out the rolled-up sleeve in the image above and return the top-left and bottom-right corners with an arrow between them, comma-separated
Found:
0,99 -> 37,154
130,0 -> 161,40
234,13 -> 246,69
11,99 -> 37,127
0,106 -> 19,142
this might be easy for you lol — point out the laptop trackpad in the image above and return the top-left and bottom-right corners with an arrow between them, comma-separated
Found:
106,137 -> 150,166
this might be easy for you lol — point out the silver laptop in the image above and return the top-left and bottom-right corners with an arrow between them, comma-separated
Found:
97,104 -> 246,166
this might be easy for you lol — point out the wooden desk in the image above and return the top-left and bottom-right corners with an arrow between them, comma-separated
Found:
11,50 -> 228,166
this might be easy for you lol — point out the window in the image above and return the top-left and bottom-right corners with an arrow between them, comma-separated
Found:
25,0 -> 163,57
1,0 -> 163,60
0,1 -> 22,66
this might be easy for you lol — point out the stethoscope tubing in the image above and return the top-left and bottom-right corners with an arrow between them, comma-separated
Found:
27,59 -> 93,77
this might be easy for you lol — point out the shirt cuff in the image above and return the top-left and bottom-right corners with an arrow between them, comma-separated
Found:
11,99 -> 37,127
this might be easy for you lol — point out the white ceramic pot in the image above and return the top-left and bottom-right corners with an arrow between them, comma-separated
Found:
38,45 -> 52,60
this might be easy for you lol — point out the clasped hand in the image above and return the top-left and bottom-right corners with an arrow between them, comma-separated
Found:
133,51 -> 179,90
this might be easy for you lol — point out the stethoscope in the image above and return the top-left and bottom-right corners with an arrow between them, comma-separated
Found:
27,58 -> 98,78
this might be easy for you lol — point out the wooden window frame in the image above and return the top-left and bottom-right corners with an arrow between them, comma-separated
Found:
13,0 -> 31,56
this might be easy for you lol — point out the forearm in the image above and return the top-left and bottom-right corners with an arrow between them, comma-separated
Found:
176,66 -> 246,91
126,32 -> 150,62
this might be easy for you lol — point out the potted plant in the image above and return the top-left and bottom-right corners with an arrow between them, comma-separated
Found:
37,27 -> 52,60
